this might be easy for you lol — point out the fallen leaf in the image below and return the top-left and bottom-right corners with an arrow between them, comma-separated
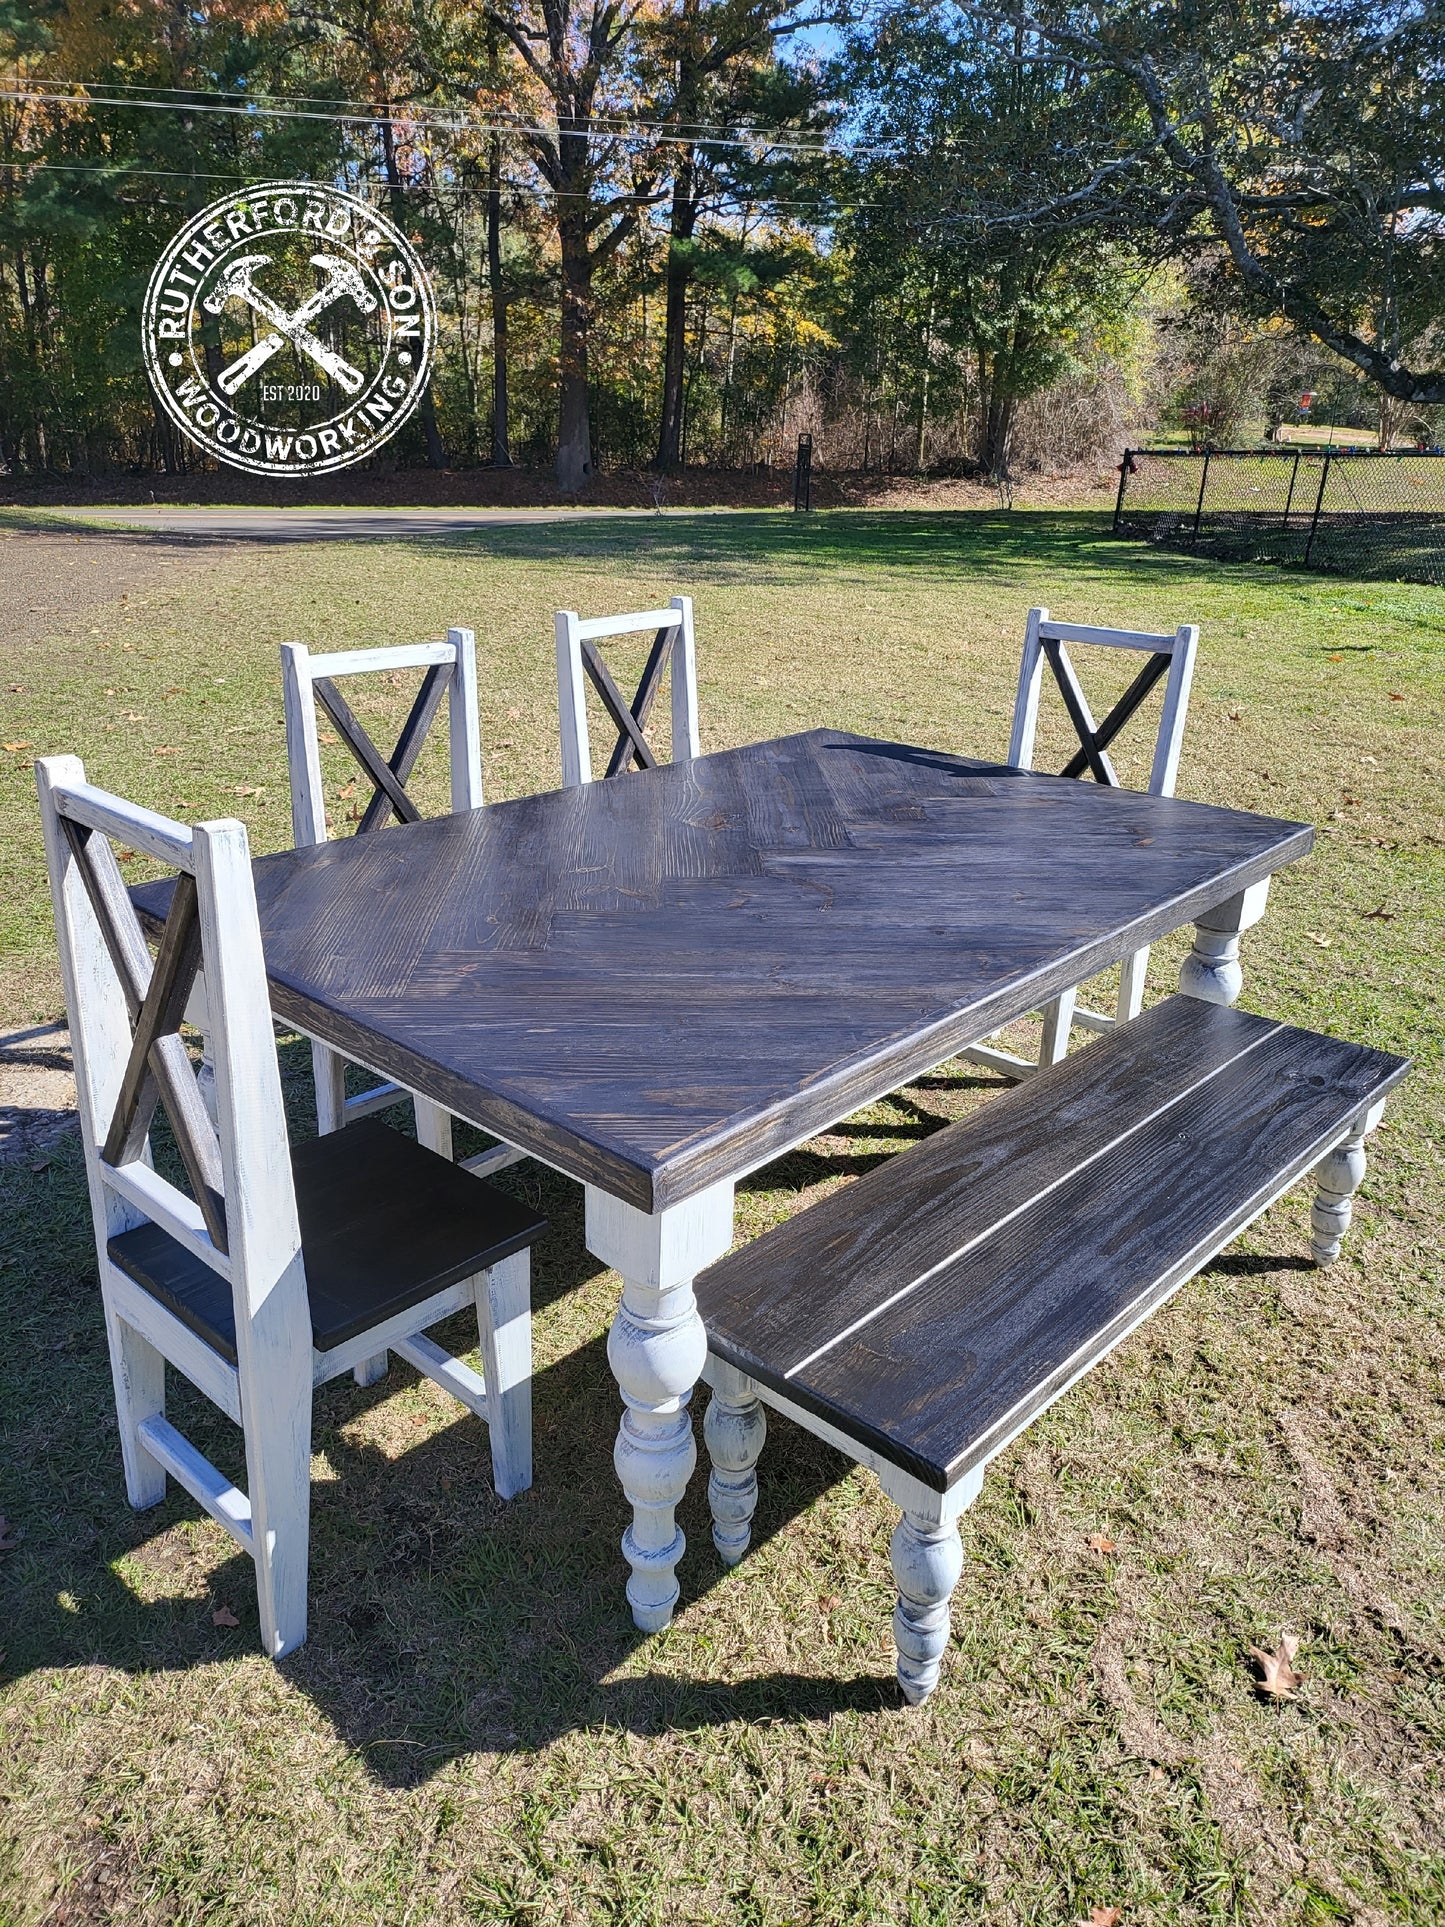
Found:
117,849 -> 137,863
1360,754 -> 1378,766
1305,932 -> 1333,947
1389,690 -> 1405,701
27,1156 -> 51,1174
819,1593 -> 840,1613
498,739 -> 514,750
0,1517 -> 17,1552
153,746 -> 178,756
1327,651 -> 1343,661
1084,1910 -> 1122,1927
1360,904 -> 1394,921
212,1605 -> 240,1628
318,730 -> 339,746
507,706 -> 520,720
1250,1633 -> 1303,1698
3,740 -> 32,752
1087,1532 -> 1116,1553
336,781 -> 357,800
1227,709 -> 1242,723
234,785 -> 264,798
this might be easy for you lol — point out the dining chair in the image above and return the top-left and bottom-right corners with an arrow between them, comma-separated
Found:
280,631 -> 483,1156
965,606 -> 1200,1079
35,756 -> 546,1659
555,597 -> 700,786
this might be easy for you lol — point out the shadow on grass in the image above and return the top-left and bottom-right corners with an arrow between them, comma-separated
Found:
0,1115 -> 901,1788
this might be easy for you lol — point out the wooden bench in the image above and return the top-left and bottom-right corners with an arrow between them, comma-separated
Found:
693,996 -> 1408,1704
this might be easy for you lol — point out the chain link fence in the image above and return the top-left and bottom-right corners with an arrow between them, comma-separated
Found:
1113,447 -> 1445,585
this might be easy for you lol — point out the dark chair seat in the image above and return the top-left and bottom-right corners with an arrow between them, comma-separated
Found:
108,1119 -> 546,1365
696,996 -> 1408,1494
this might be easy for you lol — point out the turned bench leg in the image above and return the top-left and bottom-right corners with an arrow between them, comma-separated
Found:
1311,1100 -> 1387,1266
880,1463 -> 983,1705
704,1361 -> 767,1565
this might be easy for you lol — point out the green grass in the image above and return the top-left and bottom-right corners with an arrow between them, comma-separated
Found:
2,505 -> 1443,1925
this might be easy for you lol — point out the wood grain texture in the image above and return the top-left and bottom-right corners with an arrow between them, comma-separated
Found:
696,997 -> 1408,1491
133,730 -> 1313,1212
106,1117 -> 546,1363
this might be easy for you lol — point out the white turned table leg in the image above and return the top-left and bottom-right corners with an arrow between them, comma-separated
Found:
704,1359 -> 767,1565
587,1182 -> 735,1632
1179,878 -> 1272,1007
1311,1100 -> 1386,1266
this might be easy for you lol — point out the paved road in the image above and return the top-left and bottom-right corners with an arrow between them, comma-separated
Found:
51,504 -> 679,542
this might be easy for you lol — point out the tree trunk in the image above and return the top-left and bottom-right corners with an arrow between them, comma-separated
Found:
379,112 -> 447,470
556,193 -> 594,491
655,149 -> 698,472
487,135 -> 512,466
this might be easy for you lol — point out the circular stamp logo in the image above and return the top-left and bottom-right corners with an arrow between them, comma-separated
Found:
142,181 -> 435,477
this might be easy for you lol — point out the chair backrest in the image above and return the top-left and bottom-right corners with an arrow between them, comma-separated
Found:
555,596 -> 699,787
280,629 -> 481,847
1008,607 -> 1199,798
34,756 -> 312,1401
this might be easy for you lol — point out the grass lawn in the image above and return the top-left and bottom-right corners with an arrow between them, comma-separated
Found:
1,505 -> 1442,1926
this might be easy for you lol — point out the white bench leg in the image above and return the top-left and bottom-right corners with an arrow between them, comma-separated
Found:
1311,1101 -> 1386,1266
704,1361 -> 767,1565
105,1304 -> 168,1509
1117,945 -> 1150,1021
890,1511 -> 964,1705
479,1250 -> 532,1500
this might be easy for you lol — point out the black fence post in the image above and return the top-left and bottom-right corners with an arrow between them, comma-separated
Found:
1191,449 -> 1212,543
793,433 -> 813,512
1113,451 -> 1132,532
1304,454 -> 1332,566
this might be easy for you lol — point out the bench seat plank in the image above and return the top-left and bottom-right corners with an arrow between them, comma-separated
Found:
697,998 -> 1406,1492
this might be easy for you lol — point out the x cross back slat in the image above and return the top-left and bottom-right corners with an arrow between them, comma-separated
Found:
312,663 -> 451,831
1042,639 -> 1174,787
580,622 -> 678,779
58,817 -> 228,1251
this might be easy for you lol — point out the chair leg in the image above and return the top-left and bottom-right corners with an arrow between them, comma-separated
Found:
1038,986 -> 1078,1068
478,1249 -> 532,1500
241,1402 -> 311,1659
414,1096 -> 454,1161
890,1510 -> 964,1705
704,1361 -> 767,1566
1117,945 -> 1150,1022
104,1303 -> 167,1509
353,1351 -> 389,1388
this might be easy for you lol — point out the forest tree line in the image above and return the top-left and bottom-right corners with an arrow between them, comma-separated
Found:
1,0 -> 1442,484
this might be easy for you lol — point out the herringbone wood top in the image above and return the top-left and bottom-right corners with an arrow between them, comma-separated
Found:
135,731 -> 1312,1209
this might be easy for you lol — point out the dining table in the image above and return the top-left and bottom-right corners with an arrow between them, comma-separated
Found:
139,727 -> 1313,1631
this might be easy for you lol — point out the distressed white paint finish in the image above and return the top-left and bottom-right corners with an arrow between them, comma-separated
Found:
985,608 -> 1203,1073
702,1358 -> 767,1565
478,1249 -> 533,1500
1179,878 -> 1272,1007
137,1414 -> 254,1552
556,596 -> 700,787
35,761 -> 537,1662
1311,1099 -> 1387,1265
588,1180 -> 734,1630
890,1512 -> 966,1706
195,818 -> 315,1658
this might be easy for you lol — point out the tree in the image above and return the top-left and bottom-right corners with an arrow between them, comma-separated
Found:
844,4 -> 1142,476
951,0 -> 1445,406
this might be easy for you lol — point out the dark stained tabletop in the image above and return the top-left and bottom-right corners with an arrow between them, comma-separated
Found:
144,731 -> 1313,1210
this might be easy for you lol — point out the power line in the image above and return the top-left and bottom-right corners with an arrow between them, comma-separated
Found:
1,82 -> 838,158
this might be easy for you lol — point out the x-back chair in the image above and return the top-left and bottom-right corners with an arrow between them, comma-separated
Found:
280,630 -> 482,1155
555,596 -> 700,787
36,757 -> 544,1657
965,606 -> 1200,1080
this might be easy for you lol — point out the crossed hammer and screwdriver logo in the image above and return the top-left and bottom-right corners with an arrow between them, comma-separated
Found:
203,251 -> 378,397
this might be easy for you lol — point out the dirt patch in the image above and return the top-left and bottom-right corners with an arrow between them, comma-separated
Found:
0,527 -> 214,656
0,1024 -> 77,1166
